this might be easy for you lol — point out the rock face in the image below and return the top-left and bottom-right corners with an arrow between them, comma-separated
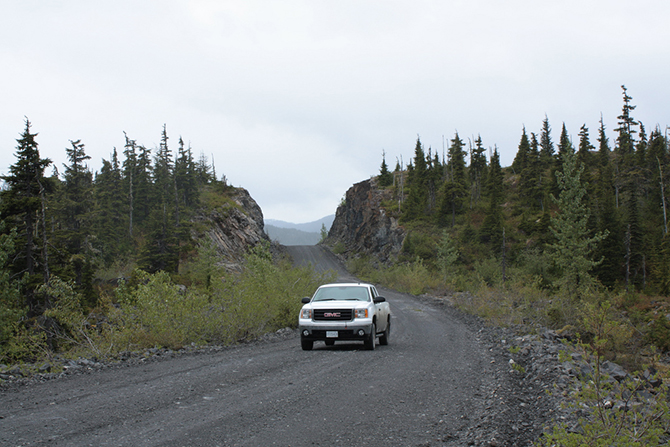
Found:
194,187 -> 269,270
325,178 -> 405,263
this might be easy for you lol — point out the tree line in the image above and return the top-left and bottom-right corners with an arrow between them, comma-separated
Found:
379,86 -> 670,296
0,121 -> 222,320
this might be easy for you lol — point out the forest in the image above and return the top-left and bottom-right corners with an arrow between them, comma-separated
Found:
376,86 -> 668,293
0,123 -> 326,364
349,86 -> 670,364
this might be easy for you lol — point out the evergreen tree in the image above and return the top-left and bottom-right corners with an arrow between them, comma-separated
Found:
635,123 -> 647,168
512,127 -> 530,174
404,137 -> 428,220
122,133 -> 138,238
196,151 -> 215,184
174,137 -> 199,210
425,147 -> 442,212
577,124 -> 595,173
141,125 -> 179,273
94,148 -> 127,264
646,127 -> 669,240
557,123 -> 574,159
469,135 -> 487,206
597,115 -> 611,169
138,207 -> 179,273
480,148 -> 504,249
439,133 -> 468,226
135,144 -> 153,225
551,123 -> 574,197
592,121 -> 622,289
153,124 -> 174,210
615,85 -> 638,160
378,150 -> 393,187
0,119 -> 52,313
549,149 -> 608,297
520,132 -> 543,210
539,115 -> 555,170
624,186 -> 644,290
54,139 -> 95,302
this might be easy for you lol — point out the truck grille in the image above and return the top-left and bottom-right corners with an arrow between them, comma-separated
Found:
313,309 -> 353,321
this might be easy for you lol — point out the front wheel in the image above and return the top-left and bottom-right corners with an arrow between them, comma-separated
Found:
379,318 -> 390,346
364,323 -> 376,350
301,339 -> 314,351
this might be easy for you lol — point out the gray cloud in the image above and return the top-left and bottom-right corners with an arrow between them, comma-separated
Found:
2,0 -> 669,222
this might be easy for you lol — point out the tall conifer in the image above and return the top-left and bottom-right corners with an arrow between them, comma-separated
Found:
0,119 -> 52,313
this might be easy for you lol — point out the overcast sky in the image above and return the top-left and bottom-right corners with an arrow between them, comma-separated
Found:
2,1 -> 669,223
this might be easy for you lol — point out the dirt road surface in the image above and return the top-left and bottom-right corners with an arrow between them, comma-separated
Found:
0,245 -> 527,446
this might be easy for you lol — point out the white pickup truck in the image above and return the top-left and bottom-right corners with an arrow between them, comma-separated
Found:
298,282 -> 391,350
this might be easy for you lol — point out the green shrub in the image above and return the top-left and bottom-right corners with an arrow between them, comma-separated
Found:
646,316 -> 670,352
0,226 -> 36,363
542,301 -> 670,447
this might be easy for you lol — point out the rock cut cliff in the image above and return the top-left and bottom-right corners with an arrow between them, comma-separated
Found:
193,187 -> 270,271
325,178 -> 405,263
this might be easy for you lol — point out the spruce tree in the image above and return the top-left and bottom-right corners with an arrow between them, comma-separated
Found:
378,150 -> 393,187
174,137 -> 199,210
94,148 -> 127,264
519,132 -> 543,211
439,133 -> 468,226
577,124 -> 595,174
539,115 -> 555,170
0,119 -> 52,313
135,144 -> 153,225
480,148 -> 504,249
615,85 -> 637,160
512,127 -> 530,174
404,138 -> 428,220
122,133 -> 138,238
54,139 -> 95,302
141,125 -> 179,273
549,149 -> 608,297
592,121 -> 622,289
527,133 -> 544,210
469,135 -> 487,206
196,151 -> 215,184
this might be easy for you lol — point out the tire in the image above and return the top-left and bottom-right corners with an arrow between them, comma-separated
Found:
325,340 -> 335,346
301,339 -> 314,351
364,323 -> 376,350
379,318 -> 390,346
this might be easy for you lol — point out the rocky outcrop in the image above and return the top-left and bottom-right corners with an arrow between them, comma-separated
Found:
193,187 -> 269,270
325,178 -> 405,263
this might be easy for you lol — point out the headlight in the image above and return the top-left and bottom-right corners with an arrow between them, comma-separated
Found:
300,308 -> 312,319
354,308 -> 368,318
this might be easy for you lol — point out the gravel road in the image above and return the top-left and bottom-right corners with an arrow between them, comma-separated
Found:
0,245 -> 557,446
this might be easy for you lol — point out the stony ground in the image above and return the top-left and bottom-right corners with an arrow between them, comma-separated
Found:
1,291 -> 585,447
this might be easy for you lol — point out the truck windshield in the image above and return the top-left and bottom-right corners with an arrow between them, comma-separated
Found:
312,286 -> 369,302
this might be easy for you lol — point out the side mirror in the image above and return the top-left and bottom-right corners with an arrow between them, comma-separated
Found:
373,296 -> 386,303
301,297 -> 311,304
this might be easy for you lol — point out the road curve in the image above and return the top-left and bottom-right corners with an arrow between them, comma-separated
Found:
1,246 -> 503,446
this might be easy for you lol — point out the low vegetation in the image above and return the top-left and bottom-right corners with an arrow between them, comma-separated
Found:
1,240 -> 332,365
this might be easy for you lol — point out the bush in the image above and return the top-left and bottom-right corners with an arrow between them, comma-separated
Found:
541,301 -> 670,447
104,243 -> 334,351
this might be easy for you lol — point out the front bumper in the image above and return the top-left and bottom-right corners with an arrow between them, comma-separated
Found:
299,322 -> 374,341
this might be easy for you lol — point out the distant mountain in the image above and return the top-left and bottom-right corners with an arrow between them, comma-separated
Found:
265,226 -> 321,245
265,215 -> 335,233
264,215 -> 335,246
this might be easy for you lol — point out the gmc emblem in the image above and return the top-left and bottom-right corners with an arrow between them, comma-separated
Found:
324,312 -> 341,318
